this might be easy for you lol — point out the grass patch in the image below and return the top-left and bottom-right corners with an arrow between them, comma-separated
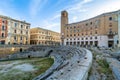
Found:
96,59 -> 112,74
0,58 -> 54,80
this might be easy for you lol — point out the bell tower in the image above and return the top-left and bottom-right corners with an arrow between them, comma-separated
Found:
61,10 -> 68,45
61,10 -> 68,34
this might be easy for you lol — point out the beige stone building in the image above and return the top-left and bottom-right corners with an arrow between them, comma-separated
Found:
61,10 -> 120,48
0,15 -> 30,45
30,27 -> 61,45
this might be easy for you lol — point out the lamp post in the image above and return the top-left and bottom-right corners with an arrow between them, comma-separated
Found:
61,33 -> 64,45
118,10 -> 120,48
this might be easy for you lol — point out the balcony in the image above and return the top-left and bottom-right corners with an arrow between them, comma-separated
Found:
107,31 -> 115,39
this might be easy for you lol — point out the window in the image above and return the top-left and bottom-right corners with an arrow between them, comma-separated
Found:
21,25 -> 23,28
90,37 -> 92,39
109,28 -> 112,31
95,31 -> 97,34
14,36 -> 16,40
82,38 -> 84,40
26,26 -> 29,29
86,23 -> 88,26
20,36 -> 22,40
95,36 -> 97,39
86,38 -> 88,40
117,40 -> 119,44
74,34 -> 76,36
90,22 -> 92,25
70,34 -> 72,37
26,37 -> 28,40
78,34 -> 79,36
21,31 -> 23,34
2,26 -> 5,30
26,31 -> 28,34
82,33 -> 84,35
109,17 -> 112,20
2,33 -> 4,37
109,28 -> 112,34
15,23 -> 17,27
14,30 -> 16,33
2,21 -> 4,23
66,42 -> 69,45
109,23 -> 112,27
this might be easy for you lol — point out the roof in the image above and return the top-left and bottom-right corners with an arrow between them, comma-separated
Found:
30,27 -> 60,34
66,9 -> 120,26
0,15 -> 30,25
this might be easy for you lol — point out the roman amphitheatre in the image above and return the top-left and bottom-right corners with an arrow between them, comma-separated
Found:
1,45 -> 120,80
0,45 -> 92,80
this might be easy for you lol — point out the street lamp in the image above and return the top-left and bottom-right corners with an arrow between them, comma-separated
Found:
61,33 -> 64,45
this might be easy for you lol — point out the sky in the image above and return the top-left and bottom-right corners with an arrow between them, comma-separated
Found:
0,0 -> 120,32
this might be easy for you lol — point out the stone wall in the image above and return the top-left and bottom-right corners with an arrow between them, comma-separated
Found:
0,45 -> 31,58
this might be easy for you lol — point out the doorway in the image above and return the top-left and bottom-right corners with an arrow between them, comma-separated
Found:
108,41 -> 114,47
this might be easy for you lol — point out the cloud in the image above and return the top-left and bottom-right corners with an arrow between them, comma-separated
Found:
29,0 -> 48,17
99,1 -> 120,13
40,20 -> 60,32
29,0 -> 42,16
64,0 -> 93,23
31,0 -> 120,33
67,0 -> 93,12
83,0 -> 120,19
38,0 -> 93,32
82,0 -> 93,4
72,16 -> 78,22
0,9 -> 7,15
50,14 -> 60,21
0,0 -> 21,20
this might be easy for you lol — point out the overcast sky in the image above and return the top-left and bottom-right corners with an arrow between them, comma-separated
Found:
0,0 -> 120,32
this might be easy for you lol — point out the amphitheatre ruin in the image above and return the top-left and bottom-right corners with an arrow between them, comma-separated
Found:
0,45 -> 120,80
0,45 -> 92,80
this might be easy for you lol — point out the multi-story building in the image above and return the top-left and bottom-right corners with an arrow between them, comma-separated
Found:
0,15 -> 30,45
30,27 -> 61,45
61,10 -> 120,48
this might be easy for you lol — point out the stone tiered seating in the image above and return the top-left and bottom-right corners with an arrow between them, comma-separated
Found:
1,45 -> 92,80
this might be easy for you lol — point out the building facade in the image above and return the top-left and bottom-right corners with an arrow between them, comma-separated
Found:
30,27 -> 61,45
0,15 -> 30,45
61,10 -> 120,48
